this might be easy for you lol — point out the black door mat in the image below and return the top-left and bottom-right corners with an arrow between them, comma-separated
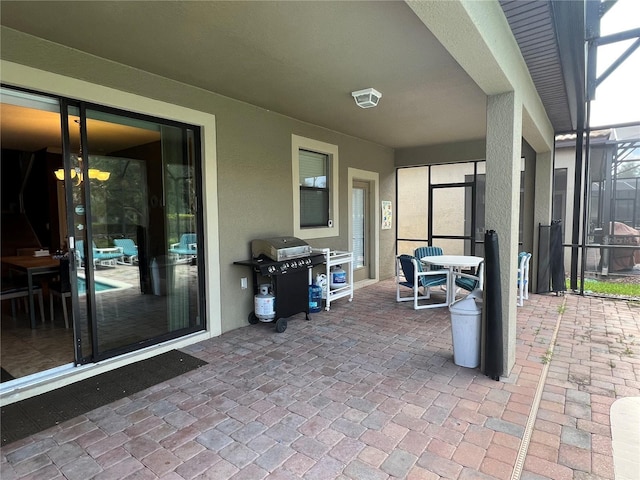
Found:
1,368 -> 15,383
1,350 -> 207,446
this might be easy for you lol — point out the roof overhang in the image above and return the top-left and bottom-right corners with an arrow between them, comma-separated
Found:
500,0 -> 586,134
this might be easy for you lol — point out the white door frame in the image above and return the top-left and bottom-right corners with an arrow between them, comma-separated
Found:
348,168 -> 379,287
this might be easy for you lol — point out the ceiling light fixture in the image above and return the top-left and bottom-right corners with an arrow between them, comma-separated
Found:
54,155 -> 110,185
351,88 -> 382,108
54,119 -> 110,184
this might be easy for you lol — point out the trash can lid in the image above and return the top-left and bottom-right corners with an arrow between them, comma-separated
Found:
449,294 -> 482,314
467,288 -> 483,300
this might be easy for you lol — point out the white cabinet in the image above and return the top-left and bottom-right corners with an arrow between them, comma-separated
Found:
312,248 -> 353,310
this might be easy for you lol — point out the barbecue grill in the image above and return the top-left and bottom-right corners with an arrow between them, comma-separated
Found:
234,236 -> 324,332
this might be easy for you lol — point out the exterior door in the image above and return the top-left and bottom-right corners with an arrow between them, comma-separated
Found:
352,180 -> 371,282
64,103 -> 204,363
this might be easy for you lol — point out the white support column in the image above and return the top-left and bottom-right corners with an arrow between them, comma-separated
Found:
533,150 -> 553,292
485,91 -> 522,376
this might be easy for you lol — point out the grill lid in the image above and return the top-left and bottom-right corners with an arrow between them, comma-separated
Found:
252,236 -> 312,262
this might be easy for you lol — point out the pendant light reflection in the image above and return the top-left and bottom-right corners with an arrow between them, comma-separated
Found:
54,156 -> 110,184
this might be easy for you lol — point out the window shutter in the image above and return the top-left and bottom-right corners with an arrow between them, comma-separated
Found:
299,149 -> 327,186
299,149 -> 329,227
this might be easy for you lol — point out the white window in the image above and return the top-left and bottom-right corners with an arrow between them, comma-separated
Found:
292,135 -> 339,239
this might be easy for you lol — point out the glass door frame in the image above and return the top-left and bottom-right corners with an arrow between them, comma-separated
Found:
60,100 -> 207,365
60,99 -> 89,364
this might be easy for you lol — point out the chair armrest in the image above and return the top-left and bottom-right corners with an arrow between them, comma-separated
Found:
416,268 -> 448,277
452,270 -> 484,290
95,247 -> 120,254
170,243 -> 179,249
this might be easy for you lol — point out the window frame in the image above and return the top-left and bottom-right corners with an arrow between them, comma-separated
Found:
292,134 -> 339,239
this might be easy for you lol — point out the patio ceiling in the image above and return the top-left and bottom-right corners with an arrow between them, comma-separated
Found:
0,1 -> 584,150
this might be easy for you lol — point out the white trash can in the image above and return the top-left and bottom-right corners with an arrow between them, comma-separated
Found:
151,255 -> 175,296
448,289 -> 483,368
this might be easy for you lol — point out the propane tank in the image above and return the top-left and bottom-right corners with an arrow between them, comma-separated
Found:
315,273 -> 328,299
309,284 -> 323,313
330,265 -> 346,289
254,284 -> 276,321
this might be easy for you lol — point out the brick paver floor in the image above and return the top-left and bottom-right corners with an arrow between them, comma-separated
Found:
1,280 -> 639,479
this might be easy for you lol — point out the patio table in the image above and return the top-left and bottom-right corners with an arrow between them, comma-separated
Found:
421,254 -> 483,305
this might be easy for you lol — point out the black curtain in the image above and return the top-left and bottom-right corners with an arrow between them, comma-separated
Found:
537,224 -> 551,293
137,225 -> 150,294
484,230 -> 503,381
550,220 -> 566,293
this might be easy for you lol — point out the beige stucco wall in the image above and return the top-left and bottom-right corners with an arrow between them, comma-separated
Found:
0,27 -> 396,335
396,139 -> 486,167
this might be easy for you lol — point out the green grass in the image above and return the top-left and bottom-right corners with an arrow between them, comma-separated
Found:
567,278 -> 640,297
541,349 -> 553,364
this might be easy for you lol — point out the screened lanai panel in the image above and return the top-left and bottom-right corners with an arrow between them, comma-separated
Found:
397,162 -> 486,256
397,166 -> 428,254
431,186 -> 467,238
430,162 -> 476,184
585,128 -> 640,278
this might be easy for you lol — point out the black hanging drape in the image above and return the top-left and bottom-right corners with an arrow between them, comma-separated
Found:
550,220 -> 566,293
137,225 -> 150,294
484,230 -> 503,381
536,224 -> 551,293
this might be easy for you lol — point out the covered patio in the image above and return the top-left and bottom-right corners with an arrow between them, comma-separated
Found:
2,283 -> 638,479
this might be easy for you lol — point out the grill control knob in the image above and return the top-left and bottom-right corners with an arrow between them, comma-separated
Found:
267,265 -> 276,274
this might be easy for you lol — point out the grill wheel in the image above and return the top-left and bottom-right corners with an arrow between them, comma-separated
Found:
275,318 -> 287,333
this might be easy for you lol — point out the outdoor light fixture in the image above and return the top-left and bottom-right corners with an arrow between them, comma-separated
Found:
351,88 -> 382,108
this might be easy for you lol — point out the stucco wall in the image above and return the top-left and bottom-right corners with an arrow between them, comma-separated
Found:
1,28 -> 396,334
396,139 -> 486,167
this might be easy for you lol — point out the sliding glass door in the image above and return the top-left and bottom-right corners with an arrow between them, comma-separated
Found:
1,86 -> 205,381
1,87 -> 76,380
66,104 -> 204,362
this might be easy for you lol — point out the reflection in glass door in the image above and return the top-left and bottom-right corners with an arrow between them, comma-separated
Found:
69,105 -> 204,362
0,88 -> 77,381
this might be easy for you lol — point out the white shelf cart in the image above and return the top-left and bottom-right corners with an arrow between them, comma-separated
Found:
312,248 -> 354,311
